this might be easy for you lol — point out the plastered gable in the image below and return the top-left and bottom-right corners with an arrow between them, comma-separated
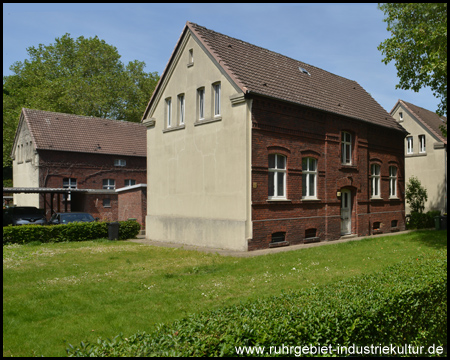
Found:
145,27 -> 251,251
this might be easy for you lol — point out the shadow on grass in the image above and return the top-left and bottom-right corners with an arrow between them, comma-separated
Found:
403,229 -> 447,250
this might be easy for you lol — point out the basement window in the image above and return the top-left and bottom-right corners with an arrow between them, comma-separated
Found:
305,228 -> 317,239
373,222 -> 381,230
271,232 -> 286,243
391,220 -> 398,228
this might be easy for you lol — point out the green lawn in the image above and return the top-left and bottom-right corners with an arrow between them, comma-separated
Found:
3,230 -> 447,357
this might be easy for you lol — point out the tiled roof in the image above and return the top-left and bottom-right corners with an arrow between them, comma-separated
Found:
180,22 -> 404,132
21,108 -> 146,156
395,100 -> 447,144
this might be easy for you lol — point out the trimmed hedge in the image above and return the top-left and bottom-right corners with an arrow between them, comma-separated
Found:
3,220 -> 141,245
66,252 -> 447,357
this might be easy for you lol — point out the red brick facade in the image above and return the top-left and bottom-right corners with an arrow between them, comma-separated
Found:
249,97 -> 405,251
117,185 -> 147,229
37,150 -> 146,220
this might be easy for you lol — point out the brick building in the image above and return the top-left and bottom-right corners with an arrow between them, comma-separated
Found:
142,22 -> 407,251
10,108 -> 147,221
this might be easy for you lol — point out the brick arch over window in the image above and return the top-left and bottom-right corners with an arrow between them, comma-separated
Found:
267,145 -> 291,157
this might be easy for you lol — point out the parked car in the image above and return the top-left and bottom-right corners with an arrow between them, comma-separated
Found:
48,212 -> 96,225
3,206 -> 47,226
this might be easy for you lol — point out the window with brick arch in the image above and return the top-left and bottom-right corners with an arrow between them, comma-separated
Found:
302,157 -> 317,199
268,154 -> 286,199
371,164 -> 381,198
341,131 -> 352,165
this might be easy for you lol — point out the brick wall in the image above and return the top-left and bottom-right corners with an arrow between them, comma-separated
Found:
37,150 -> 146,220
117,185 -> 147,229
249,97 -> 405,250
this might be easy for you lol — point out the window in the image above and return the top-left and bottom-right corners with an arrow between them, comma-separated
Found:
373,222 -> 381,230
391,220 -> 398,228
63,178 -> 77,201
103,179 -> 115,190
114,159 -> 126,167
406,136 -> 413,154
125,179 -> 136,187
341,132 -> 352,165
197,88 -> 205,120
178,94 -> 185,125
166,98 -> 172,127
268,154 -> 286,199
305,228 -> 317,239
103,198 -> 111,208
371,164 -> 381,198
302,157 -> 317,199
188,48 -> 193,64
399,112 -> 403,121
271,232 -> 286,243
389,166 -> 397,198
213,82 -> 221,117
419,135 -> 426,153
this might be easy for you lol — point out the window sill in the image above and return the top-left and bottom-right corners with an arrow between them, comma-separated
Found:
269,241 -> 289,248
301,198 -> 321,202
267,198 -> 292,203
163,124 -> 185,133
389,197 -> 400,201
406,153 -> 427,157
370,197 -> 384,201
194,117 -> 222,126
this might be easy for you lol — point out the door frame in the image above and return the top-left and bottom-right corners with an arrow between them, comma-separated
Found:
340,188 -> 352,235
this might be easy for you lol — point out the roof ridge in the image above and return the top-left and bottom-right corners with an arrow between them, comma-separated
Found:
187,21 -> 359,83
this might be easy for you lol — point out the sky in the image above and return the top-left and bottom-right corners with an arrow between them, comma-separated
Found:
3,3 -> 441,115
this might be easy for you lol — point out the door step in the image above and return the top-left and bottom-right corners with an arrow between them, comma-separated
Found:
340,234 -> 357,240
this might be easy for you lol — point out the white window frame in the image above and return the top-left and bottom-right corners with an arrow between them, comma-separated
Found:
114,159 -> 126,167
268,154 -> 287,199
166,98 -> 172,128
371,164 -> 381,198
178,94 -> 185,125
103,179 -> 115,190
406,136 -> 413,154
341,131 -> 352,165
198,88 -> 205,120
302,157 -> 317,199
63,178 -> 77,201
399,112 -> 403,121
419,134 -> 426,153
213,82 -> 221,117
389,166 -> 397,198
188,48 -> 194,64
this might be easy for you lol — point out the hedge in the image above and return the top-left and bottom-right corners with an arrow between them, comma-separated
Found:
66,252 -> 447,357
3,220 -> 141,245
406,210 -> 441,230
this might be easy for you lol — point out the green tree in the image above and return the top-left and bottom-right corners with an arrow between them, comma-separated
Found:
377,3 -> 447,122
405,176 -> 428,214
3,33 -> 159,167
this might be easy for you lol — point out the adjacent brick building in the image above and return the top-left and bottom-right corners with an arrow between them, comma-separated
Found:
10,108 -> 147,221
142,21 -> 407,251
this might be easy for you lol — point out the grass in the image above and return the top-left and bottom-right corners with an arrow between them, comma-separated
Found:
3,230 -> 447,357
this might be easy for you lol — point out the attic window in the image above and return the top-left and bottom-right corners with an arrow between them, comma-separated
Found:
114,159 -> 126,167
187,49 -> 194,67
299,67 -> 311,76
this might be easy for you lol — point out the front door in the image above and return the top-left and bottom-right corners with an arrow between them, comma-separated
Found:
340,189 -> 351,235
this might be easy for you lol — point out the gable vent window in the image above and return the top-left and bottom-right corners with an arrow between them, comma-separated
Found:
114,159 -> 126,167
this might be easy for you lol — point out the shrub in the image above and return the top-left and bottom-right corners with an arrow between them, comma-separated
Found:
406,210 -> 441,229
3,220 -> 140,245
405,176 -> 428,213
66,253 -> 447,357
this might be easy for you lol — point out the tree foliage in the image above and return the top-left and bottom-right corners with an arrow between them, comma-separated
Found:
3,34 -> 159,167
377,3 -> 447,119
405,176 -> 428,214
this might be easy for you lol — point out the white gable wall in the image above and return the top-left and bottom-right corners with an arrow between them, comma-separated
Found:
12,120 -> 40,207
392,105 -> 447,213
144,32 -> 252,251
